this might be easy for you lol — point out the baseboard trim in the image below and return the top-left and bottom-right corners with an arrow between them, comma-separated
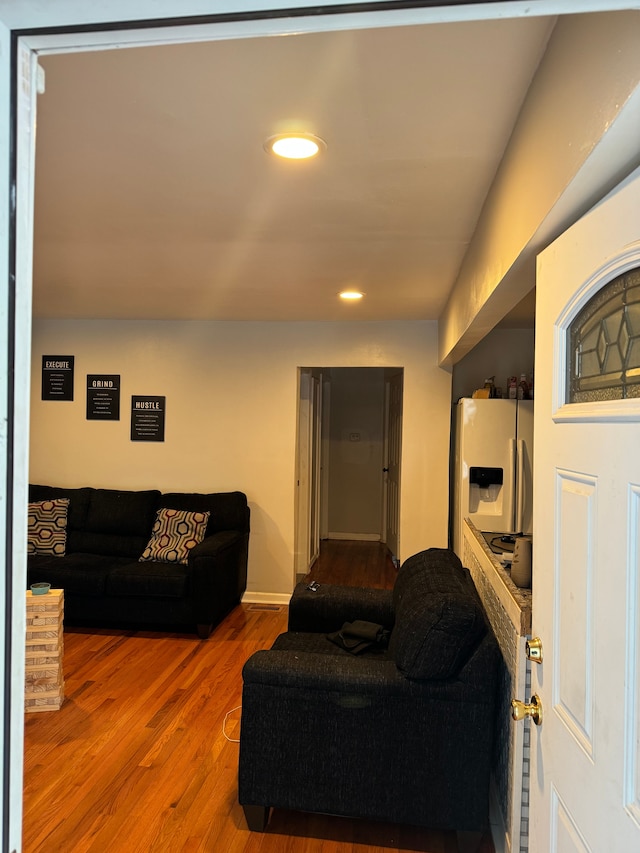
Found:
326,532 -> 381,542
242,591 -> 292,606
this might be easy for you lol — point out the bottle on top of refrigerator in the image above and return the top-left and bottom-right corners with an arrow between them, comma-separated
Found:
518,374 -> 529,400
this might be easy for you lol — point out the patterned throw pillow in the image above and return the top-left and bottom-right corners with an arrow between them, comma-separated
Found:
139,508 -> 210,565
27,498 -> 70,556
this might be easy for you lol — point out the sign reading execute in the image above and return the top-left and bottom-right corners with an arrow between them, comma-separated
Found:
42,355 -> 75,401
131,395 -> 166,442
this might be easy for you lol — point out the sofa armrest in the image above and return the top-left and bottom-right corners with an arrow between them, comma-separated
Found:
288,583 -> 394,633
188,530 -> 241,561
186,529 -> 249,625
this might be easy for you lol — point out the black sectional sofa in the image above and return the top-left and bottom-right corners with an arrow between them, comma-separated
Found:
27,484 -> 250,638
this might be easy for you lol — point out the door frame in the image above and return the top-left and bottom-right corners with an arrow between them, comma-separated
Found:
294,368 -> 323,581
295,366 -> 401,576
382,368 -> 403,562
3,2 -> 637,849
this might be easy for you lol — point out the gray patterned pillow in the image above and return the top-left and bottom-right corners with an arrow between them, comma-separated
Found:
27,498 -> 70,556
140,508 -> 210,565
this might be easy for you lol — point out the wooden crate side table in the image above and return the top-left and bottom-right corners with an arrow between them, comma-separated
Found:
25,588 -> 64,712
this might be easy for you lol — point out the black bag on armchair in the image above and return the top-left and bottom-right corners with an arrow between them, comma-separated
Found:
327,619 -> 390,655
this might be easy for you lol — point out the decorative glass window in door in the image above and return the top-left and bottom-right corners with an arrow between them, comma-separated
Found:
568,267 -> 640,403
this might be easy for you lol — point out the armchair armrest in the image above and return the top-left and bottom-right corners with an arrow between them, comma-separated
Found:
288,583 -> 394,633
243,648 -> 406,695
243,634 -> 500,698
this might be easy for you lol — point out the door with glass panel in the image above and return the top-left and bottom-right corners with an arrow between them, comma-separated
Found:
530,165 -> 640,852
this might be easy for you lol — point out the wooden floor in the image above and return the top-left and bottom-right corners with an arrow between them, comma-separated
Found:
305,539 -> 398,588
23,541 -> 493,853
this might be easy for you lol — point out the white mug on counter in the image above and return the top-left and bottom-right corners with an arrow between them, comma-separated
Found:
511,537 -> 532,588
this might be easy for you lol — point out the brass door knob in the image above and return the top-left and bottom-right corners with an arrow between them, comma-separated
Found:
511,694 -> 543,725
526,637 -> 543,663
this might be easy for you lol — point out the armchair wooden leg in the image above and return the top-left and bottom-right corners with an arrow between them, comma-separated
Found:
242,804 -> 270,831
196,623 -> 212,639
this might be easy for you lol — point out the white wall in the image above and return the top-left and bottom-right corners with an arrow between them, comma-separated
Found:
439,11 -> 640,364
30,319 -> 451,596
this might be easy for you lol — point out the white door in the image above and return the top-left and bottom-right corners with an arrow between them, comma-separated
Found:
530,167 -> 640,852
383,370 -> 403,561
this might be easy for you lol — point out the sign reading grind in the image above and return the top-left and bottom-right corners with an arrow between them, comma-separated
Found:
87,375 -> 120,421
131,395 -> 166,442
42,356 -> 74,401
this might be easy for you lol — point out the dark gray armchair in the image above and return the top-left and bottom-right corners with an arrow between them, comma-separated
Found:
238,549 -> 499,836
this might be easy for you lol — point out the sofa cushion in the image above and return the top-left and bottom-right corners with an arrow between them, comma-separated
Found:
85,489 -> 160,537
28,485 -> 92,552
26,553 -> 118,596
389,549 -> 486,681
70,531 -> 152,560
140,508 -> 210,565
27,499 -> 69,556
106,560 -> 189,598
160,492 -> 248,536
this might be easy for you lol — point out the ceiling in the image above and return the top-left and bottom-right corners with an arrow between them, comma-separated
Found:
32,16 -> 554,325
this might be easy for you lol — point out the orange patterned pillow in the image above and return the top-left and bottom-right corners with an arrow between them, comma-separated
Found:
139,508 -> 210,565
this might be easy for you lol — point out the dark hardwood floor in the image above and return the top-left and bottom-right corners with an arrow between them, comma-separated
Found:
305,539 -> 398,588
23,541 -> 493,853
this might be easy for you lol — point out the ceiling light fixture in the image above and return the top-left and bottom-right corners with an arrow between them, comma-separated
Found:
264,132 -> 326,160
339,290 -> 364,301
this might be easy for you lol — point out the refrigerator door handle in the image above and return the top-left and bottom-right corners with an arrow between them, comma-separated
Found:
506,438 -> 517,534
515,438 -> 525,534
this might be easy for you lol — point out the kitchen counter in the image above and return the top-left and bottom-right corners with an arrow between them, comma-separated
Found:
464,520 -> 532,635
461,518 -> 532,853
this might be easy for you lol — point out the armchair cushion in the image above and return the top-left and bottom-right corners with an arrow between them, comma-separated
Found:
272,630 -> 394,661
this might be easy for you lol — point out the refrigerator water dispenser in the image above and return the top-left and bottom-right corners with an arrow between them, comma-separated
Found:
468,466 -> 504,512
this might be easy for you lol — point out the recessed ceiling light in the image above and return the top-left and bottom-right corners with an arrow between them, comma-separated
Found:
264,133 -> 326,160
339,290 -> 364,301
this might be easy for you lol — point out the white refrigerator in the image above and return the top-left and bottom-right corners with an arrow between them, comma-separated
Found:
453,397 -> 533,558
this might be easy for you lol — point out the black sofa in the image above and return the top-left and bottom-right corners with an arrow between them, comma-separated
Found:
27,484 -> 250,638
238,548 -> 499,836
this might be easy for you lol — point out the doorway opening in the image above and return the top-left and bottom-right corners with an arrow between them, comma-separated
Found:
295,366 -> 403,585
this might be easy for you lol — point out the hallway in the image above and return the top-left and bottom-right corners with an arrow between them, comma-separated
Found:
306,539 -> 398,588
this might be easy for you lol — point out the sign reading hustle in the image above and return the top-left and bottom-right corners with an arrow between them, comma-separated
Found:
131,395 -> 166,442
42,356 -> 75,401
87,374 -> 120,420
